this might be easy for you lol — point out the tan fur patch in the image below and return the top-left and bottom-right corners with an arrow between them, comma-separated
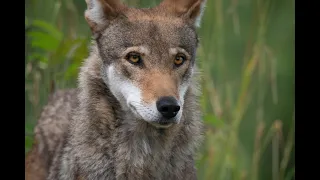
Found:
138,70 -> 179,103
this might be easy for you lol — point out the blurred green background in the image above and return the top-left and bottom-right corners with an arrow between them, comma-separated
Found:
25,0 -> 295,180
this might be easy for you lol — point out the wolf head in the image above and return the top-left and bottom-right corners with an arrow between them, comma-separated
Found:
84,0 -> 206,128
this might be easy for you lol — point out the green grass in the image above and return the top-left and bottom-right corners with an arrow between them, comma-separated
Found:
25,0 -> 295,180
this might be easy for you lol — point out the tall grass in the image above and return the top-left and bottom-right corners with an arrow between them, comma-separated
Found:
25,0 -> 295,179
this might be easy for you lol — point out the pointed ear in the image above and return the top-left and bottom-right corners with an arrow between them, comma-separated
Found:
159,0 -> 207,27
85,0 -> 127,33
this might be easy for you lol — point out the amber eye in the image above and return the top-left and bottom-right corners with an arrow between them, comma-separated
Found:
174,54 -> 186,66
126,52 -> 142,65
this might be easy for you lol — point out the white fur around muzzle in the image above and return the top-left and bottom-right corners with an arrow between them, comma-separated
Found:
103,65 -> 185,126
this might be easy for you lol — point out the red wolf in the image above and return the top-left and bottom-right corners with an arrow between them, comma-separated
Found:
25,0 -> 207,179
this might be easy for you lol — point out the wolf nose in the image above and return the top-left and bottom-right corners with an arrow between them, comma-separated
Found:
156,96 -> 180,119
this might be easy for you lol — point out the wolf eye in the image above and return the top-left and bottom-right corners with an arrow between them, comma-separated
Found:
174,54 -> 186,67
126,52 -> 142,65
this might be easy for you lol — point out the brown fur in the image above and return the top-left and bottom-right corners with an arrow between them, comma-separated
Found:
140,71 -> 179,103
25,0 -> 207,179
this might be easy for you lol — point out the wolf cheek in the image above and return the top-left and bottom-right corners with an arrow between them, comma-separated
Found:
103,64 -> 160,123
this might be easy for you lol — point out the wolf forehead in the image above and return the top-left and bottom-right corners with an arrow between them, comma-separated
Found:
95,12 -> 199,57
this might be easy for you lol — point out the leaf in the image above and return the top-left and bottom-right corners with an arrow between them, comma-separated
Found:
50,38 -> 87,66
27,20 -> 63,52
31,20 -> 62,41
27,31 -> 61,51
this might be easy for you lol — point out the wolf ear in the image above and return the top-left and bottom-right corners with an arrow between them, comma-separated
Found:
159,0 -> 207,27
85,0 -> 126,33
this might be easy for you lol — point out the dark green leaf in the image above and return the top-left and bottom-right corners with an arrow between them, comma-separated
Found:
31,20 -> 63,41
27,31 -> 61,51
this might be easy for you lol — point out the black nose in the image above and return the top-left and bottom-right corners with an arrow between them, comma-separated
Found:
156,96 -> 180,119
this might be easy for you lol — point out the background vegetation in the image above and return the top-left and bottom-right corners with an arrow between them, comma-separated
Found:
25,0 -> 295,179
